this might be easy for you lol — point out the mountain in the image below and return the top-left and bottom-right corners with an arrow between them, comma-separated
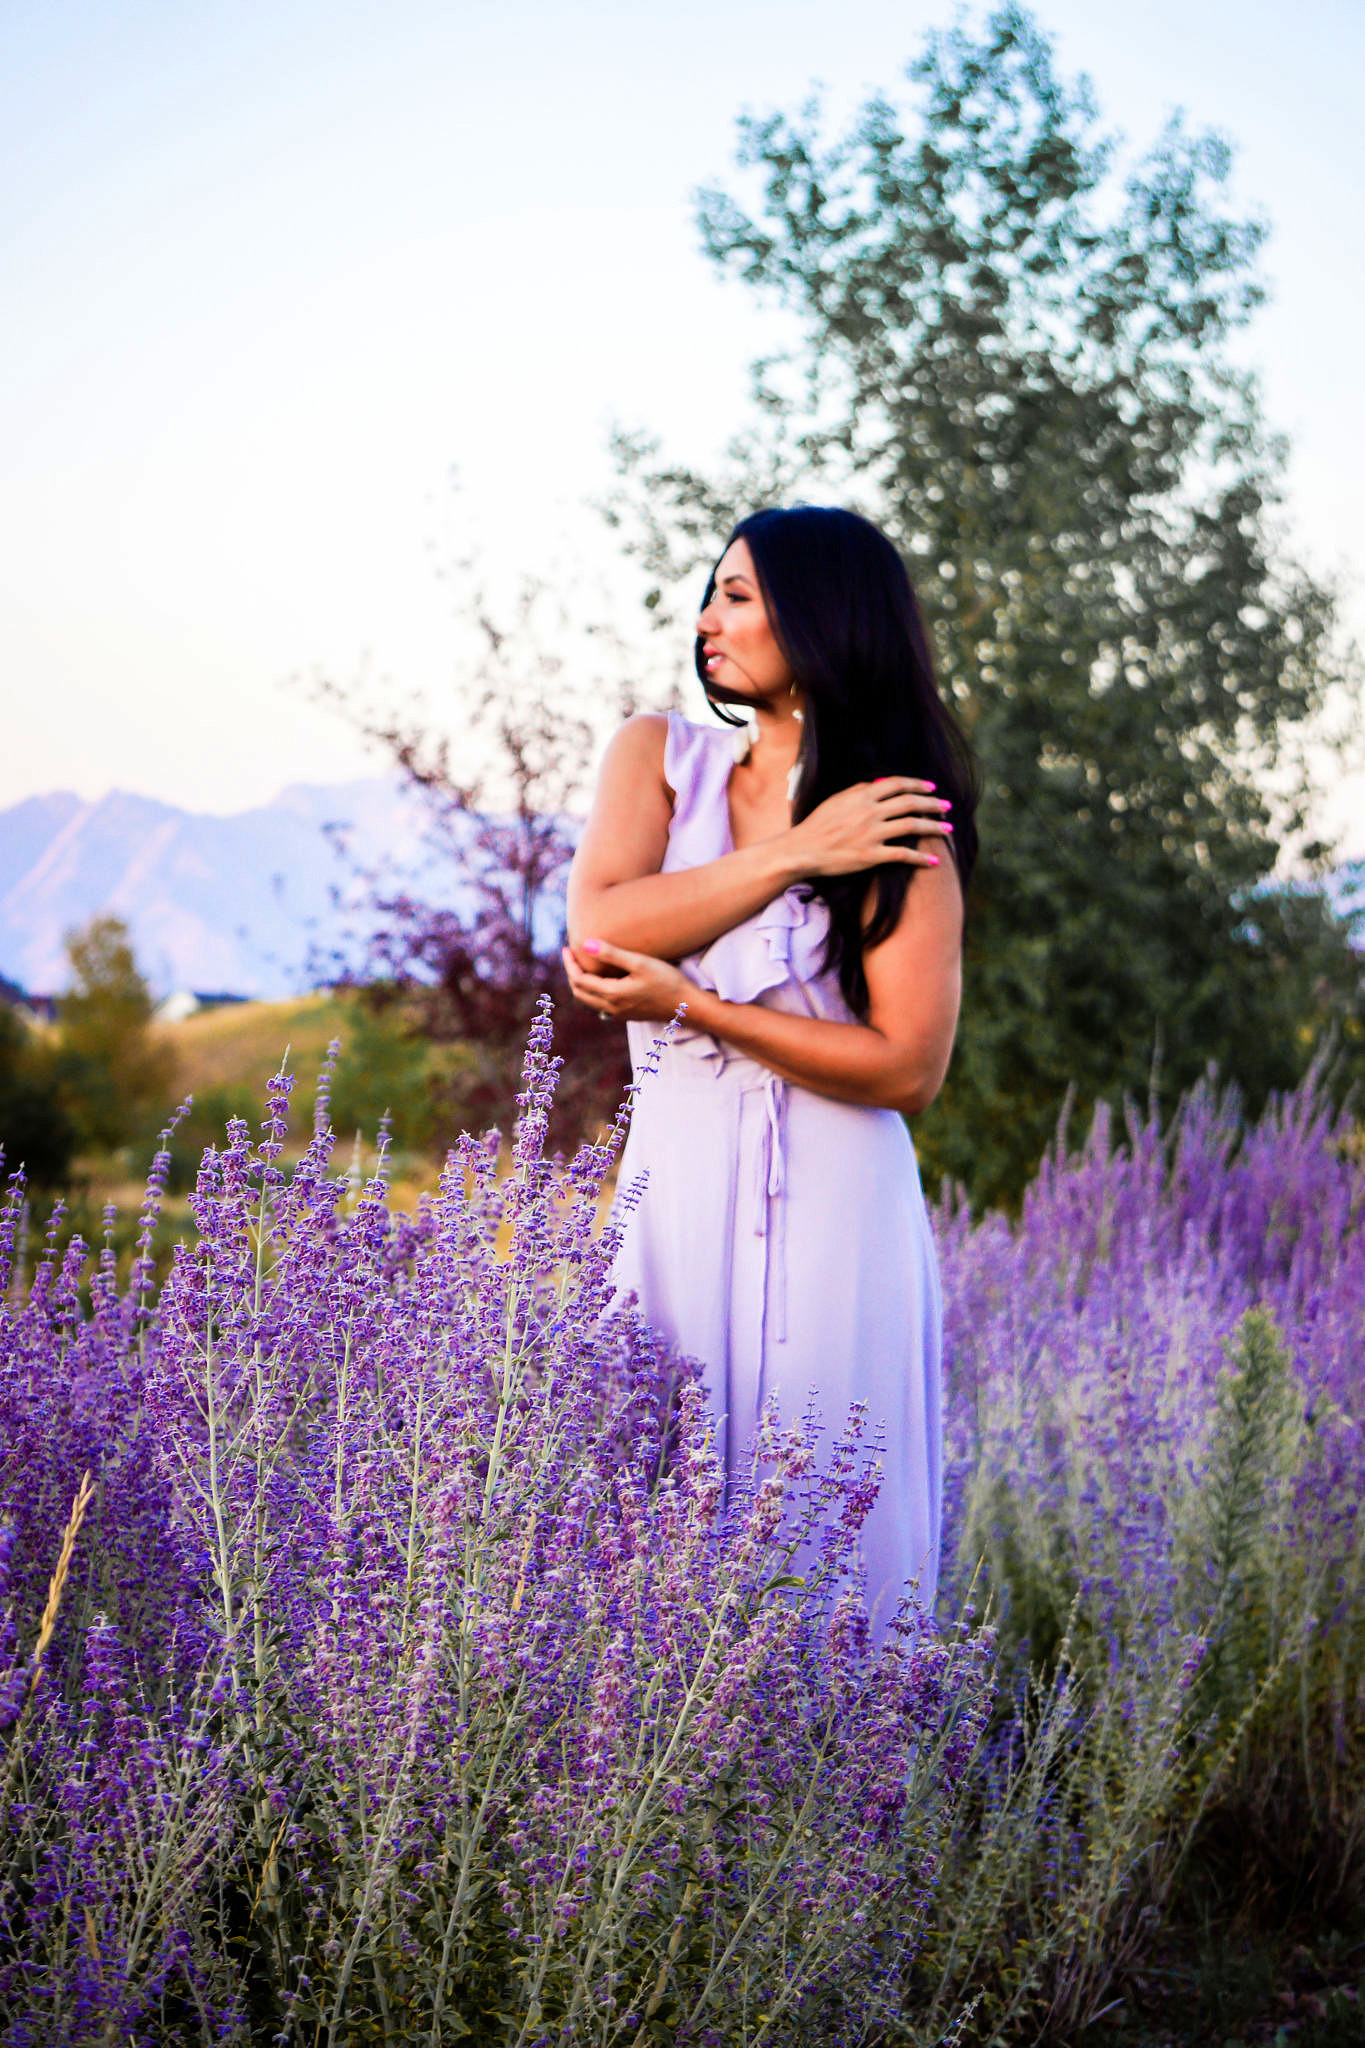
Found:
0,780 -> 451,999
1325,859 -> 1365,932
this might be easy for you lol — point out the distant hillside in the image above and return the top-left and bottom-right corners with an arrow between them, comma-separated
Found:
166,991 -> 356,1107
0,780 -> 455,998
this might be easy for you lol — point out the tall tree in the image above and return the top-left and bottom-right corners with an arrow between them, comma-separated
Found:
612,4 -> 1361,1205
318,585 -> 632,1151
55,916 -> 178,1154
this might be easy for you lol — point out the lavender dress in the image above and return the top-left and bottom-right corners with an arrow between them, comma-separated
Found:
612,712 -> 943,1630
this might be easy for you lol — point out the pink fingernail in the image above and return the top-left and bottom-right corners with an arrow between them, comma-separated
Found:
928,855 -> 941,866
583,939 -> 601,954
925,782 -> 937,791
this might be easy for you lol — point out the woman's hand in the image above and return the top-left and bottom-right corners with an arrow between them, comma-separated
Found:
787,779 -> 952,877
561,939 -> 697,1024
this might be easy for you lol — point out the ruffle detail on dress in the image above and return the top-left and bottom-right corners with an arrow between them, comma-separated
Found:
691,887 -> 830,1007
646,711 -> 847,1071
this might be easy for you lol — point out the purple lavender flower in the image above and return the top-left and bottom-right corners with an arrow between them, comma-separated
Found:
3,1025 -> 1359,2043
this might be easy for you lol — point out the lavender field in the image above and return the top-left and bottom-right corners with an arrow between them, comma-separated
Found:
1,1011 -> 1362,2046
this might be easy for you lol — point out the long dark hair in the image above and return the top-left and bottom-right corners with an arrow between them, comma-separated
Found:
695,505 -> 979,1017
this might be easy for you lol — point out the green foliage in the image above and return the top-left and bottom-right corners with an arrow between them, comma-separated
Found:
54,914 -> 179,1154
1180,1316 -> 1364,1908
327,995 -> 449,1154
154,1083 -> 259,1195
610,2 -> 1363,1206
0,1002 -> 74,1187
911,1637 -> 1205,2043
1185,1310 -> 1307,1730
125,997 -> 459,1191
930,1305 -> 1365,2043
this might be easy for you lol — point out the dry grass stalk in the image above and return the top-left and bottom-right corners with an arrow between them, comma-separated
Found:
1,1471 -> 96,1815
27,1469 -> 96,1703
23,1474 -> 95,1712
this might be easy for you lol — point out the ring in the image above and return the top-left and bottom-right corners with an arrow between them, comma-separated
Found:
597,1009 -> 610,1021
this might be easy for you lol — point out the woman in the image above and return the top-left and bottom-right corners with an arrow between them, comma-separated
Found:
563,505 -> 977,1633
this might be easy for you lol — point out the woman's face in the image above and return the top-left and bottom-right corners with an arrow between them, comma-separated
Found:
697,538 -> 793,705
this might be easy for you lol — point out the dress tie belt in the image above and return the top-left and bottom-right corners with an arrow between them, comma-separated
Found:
751,1071 -> 788,1351
643,1033 -> 792,1364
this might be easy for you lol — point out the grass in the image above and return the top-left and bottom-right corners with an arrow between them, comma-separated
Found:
69,996 -> 616,1242
152,991 -> 354,1102
1089,1920 -> 1365,2047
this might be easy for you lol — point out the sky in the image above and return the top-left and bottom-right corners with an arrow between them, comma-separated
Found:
2,0 -> 1363,854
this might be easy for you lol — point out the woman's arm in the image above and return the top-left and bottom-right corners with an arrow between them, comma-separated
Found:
566,714 -> 953,961
562,860 -> 964,1118
566,715 -> 805,960
690,860 -> 962,1113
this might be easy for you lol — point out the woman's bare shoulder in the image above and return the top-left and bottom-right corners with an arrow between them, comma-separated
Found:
604,710 -> 670,758
587,714 -> 672,813
595,711 -> 672,789
573,715 -> 675,896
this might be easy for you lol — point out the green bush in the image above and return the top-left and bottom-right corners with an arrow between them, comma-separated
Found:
0,1003 -> 73,1187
